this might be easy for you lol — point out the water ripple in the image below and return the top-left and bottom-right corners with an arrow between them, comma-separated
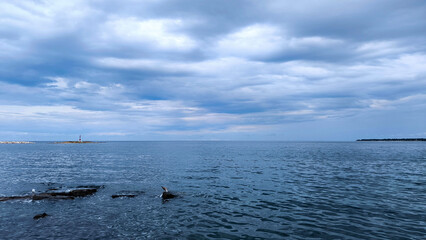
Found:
0,141 -> 425,239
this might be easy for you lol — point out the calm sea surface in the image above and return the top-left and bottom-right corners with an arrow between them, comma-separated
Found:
0,141 -> 425,239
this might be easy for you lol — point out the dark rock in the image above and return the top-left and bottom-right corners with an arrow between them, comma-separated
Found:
0,188 -> 97,202
31,194 -> 52,201
33,213 -> 49,220
50,188 -> 97,197
161,192 -> 176,199
31,194 -> 74,200
161,186 -> 177,199
0,196 -> 28,202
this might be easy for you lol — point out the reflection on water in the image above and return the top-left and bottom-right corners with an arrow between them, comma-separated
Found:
0,141 -> 425,239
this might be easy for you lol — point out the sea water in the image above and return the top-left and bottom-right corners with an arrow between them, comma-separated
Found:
0,141 -> 425,239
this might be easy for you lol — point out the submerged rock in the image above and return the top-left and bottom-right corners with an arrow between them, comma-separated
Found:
111,190 -> 144,199
111,194 -> 137,199
75,185 -> 104,189
33,213 -> 49,220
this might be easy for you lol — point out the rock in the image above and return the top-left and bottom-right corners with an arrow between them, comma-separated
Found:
161,186 -> 177,199
161,192 -> 176,199
0,187 -> 98,202
0,196 -> 28,202
52,188 -> 98,197
31,194 -> 74,200
33,213 -> 49,220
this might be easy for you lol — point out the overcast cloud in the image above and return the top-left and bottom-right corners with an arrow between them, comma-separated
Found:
1,0 -> 425,140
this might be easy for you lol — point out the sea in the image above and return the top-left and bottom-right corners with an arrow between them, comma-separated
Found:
0,141 -> 425,239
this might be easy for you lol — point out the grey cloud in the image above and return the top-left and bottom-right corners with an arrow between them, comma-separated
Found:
0,0 -> 425,140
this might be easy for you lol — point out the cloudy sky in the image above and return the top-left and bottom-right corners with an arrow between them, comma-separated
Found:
1,0 -> 425,141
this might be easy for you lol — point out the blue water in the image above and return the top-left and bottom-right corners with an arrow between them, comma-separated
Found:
0,141 -> 425,239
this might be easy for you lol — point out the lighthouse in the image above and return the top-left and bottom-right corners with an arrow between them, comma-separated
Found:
79,135 -> 82,143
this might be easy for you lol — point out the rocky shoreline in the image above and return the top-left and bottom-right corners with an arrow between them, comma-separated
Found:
0,184 -> 178,221
0,141 -> 34,144
0,185 -> 168,202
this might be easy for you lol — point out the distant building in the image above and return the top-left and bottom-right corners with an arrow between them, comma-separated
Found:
79,135 -> 82,142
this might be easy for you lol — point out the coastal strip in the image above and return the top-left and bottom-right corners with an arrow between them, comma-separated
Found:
356,138 -> 426,141
0,141 -> 34,144
54,141 -> 99,144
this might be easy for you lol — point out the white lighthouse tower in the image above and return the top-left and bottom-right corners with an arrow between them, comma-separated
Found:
79,135 -> 82,143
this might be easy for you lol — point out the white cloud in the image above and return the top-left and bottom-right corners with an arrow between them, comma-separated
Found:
213,24 -> 342,59
0,1 -> 94,37
74,81 -> 96,89
214,24 -> 284,59
356,41 -> 408,58
45,77 -> 69,89
95,55 -> 330,82
119,100 -> 200,113
99,17 -> 197,51
0,105 -> 102,122
362,94 -> 426,110
94,56 -> 266,78
181,113 -> 239,124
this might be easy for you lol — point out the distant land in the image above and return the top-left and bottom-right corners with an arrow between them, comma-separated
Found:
357,138 -> 426,141
54,141 -> 98,144
0,141 -> 34,144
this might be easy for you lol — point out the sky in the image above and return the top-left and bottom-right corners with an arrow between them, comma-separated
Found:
0,0 -> 425,141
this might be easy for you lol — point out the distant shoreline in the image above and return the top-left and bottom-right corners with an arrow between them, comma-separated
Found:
0,141 -> 103,144
356,138 -> 426,142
